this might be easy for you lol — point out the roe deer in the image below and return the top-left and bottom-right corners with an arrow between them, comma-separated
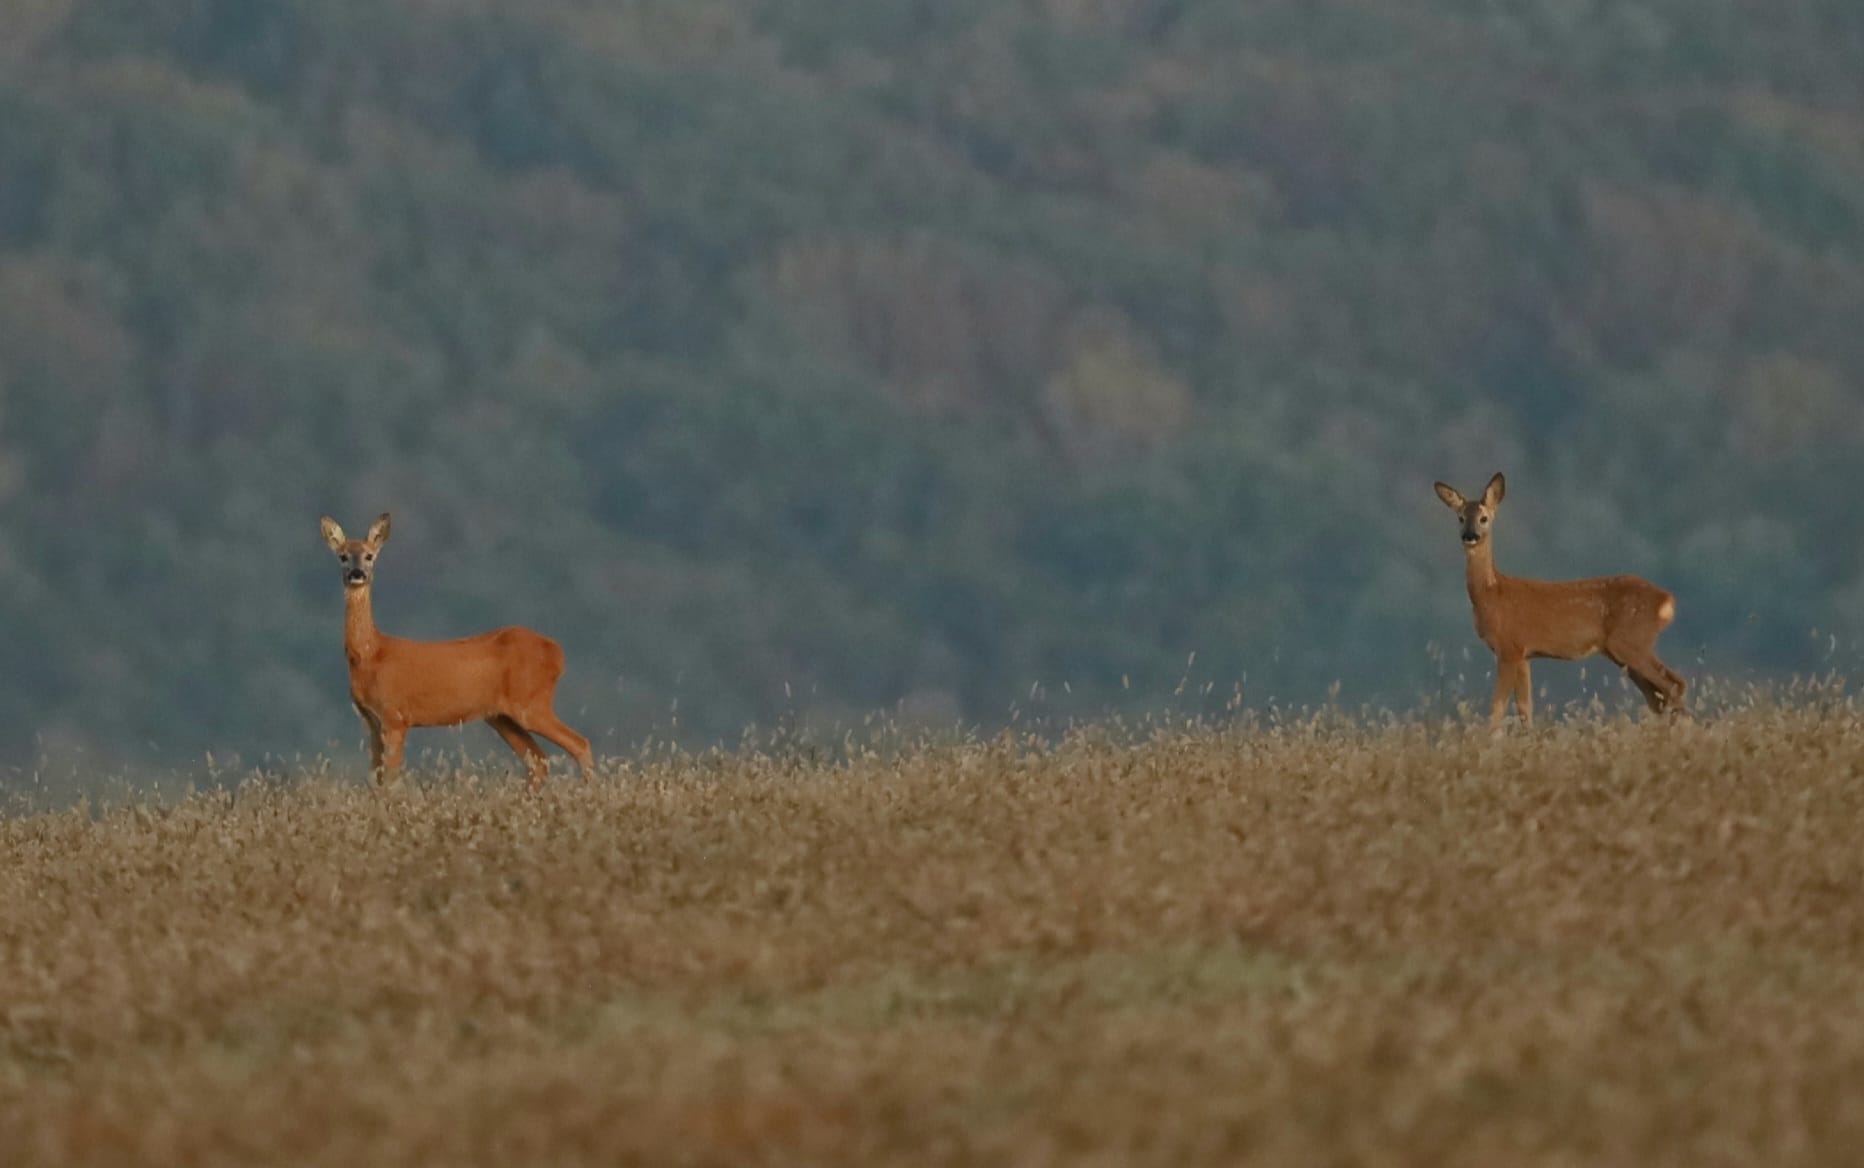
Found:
1433,473 -> 1685,728
320,513 -> 595,788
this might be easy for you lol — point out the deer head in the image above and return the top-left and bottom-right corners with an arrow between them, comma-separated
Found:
320,513 -> 392,589
1433,473 -> 1505,550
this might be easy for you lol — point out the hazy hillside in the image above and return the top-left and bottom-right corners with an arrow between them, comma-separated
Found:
3,1 -> 1864,768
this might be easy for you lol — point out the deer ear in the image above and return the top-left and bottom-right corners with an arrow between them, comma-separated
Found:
1483,472 -> 1506,508
366,513 -> 392,546
320,516 -> 346,552
1433,482 -> 1465,511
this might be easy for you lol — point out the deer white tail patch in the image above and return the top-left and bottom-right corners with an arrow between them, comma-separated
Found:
1658,597 -> 1675,624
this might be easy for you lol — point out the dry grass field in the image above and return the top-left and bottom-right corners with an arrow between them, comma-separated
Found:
6,698 -> 1864,1166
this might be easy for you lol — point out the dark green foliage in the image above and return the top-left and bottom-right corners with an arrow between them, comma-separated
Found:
1,0 -> 1862,769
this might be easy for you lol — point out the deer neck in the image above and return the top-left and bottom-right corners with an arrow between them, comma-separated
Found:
343,585 -> 381,664
1464,539 -> 1502,604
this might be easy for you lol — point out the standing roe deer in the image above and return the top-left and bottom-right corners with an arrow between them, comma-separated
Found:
320,513 -> 595,788
1433,473 -> 1686,728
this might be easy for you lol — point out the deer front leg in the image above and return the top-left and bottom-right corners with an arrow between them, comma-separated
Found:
1489,658 -> 1517,730
378,721 -> 409,787
355,703 -> 386,778
1513,658 -> 1534,728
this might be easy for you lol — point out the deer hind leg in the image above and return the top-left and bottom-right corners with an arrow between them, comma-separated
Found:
1603,645 -> 1660,713
1642,658 -> 1688,716
515,708 -> 596,782
1645,653 -> 1687,714
355,704 -> 386,779
487,715 -> 550,790
1665,667 -> 1688,714
1625,669 -> 1666,713
1610,636 -> 1688,717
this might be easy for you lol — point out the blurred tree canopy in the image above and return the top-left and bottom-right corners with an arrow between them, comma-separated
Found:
3,0 -> 1864,770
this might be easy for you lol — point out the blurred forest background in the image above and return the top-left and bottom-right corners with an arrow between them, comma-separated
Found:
2,0 -> 1864,773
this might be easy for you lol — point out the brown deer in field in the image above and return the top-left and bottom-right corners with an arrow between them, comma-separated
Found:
1433,473 -> 1686,728
320,513 -> 595,788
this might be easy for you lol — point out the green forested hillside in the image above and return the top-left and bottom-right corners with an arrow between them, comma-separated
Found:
3,0 -> 1864,770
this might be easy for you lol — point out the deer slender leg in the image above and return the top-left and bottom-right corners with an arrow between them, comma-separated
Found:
1602,646 -> 1659,713
1653,658 -> 1688,714
379,723 -> 409,787
1490,658 -> 1519,730
1613,637 -> 1687,716
487,715 -> 550,789
517,710 -> 595,782
1513,659 -> 1534,728
1626,669 -> 1666,713
1636,659 -> 1687,715
356,705 -> 385,778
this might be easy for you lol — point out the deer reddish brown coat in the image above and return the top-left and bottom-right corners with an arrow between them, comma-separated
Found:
321,513 -> 595,787
1434,473 -> 1685,728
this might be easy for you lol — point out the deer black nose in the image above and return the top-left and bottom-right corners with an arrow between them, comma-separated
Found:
346,569 -> 367,583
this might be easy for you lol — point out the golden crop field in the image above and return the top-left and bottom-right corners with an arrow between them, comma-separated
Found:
5,697 -> 1864,1167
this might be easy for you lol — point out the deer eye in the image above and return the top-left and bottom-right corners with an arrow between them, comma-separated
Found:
364,553 -> 375,562
338,553 -> 350,563
1479,515 -> 1489,524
